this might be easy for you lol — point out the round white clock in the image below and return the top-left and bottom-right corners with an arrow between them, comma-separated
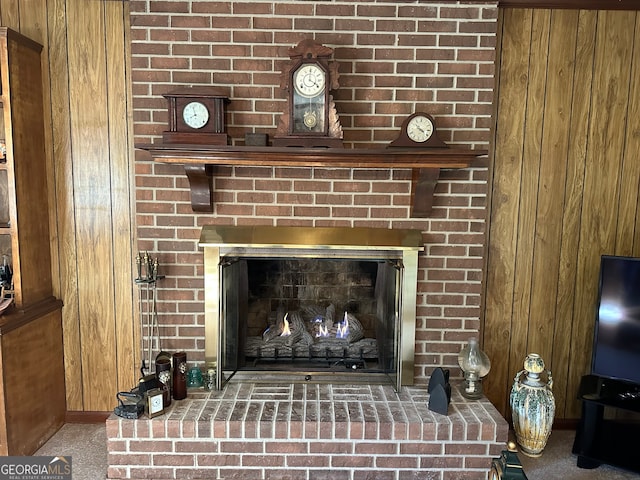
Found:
182,101 -> 210,129
406,115 -> 434,143
294,64 -> 326,98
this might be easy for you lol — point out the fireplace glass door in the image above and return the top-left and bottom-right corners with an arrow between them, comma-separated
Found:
218,256 -> 403,388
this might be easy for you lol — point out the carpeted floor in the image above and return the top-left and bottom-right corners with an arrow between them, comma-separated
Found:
513,429 -> 640,479
35,423 -> 107,480
34,424 -> 640,480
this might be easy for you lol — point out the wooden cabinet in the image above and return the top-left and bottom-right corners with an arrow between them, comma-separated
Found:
0,28 -> 54,309
0,27 -> 65,455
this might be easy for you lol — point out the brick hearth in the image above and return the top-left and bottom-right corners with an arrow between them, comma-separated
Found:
106,383 -> 508,480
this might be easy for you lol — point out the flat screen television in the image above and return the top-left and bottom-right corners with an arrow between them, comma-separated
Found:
592,255 -> 640,386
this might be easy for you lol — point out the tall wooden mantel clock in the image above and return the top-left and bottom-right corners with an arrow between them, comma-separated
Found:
273,39 -> 343,148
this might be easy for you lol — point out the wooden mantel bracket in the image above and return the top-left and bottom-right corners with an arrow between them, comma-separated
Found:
412,168 -> 441,218
184,164 -> 214,213
136,144 -> 487,217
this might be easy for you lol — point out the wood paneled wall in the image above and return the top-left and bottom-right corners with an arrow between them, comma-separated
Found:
484,8 -> 640,420
5,0 -> 639,416
0,0 -> 138,412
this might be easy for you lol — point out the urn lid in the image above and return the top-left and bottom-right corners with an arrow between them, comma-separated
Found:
523,353 -> 545,374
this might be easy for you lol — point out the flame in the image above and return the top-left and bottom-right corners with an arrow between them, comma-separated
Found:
336,312 -> 349,339
316,325 -> 329,337
281,313 -> 291,337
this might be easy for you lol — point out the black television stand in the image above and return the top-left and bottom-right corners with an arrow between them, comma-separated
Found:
573,374 -> 640,472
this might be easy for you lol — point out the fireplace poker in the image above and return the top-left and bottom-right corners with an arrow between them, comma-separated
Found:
135,252 -> 164,376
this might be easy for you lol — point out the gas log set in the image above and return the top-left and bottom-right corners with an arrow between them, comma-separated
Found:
245,303 -> 378,369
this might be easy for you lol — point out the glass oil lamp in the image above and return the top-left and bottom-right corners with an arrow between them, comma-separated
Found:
458,337 -> 491,399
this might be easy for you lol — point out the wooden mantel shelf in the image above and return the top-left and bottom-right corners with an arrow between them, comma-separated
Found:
136,143 -> 487,217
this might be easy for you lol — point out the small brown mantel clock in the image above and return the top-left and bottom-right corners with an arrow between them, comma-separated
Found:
273,39 -> 343,148
162,86 -> 230,145
388,112 -> 448,149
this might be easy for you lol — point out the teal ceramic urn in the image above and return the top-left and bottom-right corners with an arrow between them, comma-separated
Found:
509,353 -> 555,457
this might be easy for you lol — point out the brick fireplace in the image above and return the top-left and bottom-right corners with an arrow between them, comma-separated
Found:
108,221 -> 507,479
123,1 -> 503,479
199,224 -> 423,390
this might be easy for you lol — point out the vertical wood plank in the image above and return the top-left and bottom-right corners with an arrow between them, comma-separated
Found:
483,8 -> 532,414
553,10 -> 597,418
629,20 -> 640,257
508,8 -> 550,395
13,0 -> 45,43
48,0 -> 83,410
0,0 -> 19,30
66,0 -> 118,411
20,0 -> 62,303
105,0 -> 138,393
528,9 -> 578,417
617,18 -> 640,255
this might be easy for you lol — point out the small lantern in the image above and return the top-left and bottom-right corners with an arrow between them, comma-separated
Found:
458,337 -> 491,399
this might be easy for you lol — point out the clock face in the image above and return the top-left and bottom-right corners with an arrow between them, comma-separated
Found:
406,115 -> 434,143
149,394 -> 163,414
292,64 -> 326,134
146,388 -> 165,417
294,64 -> 326,98
182,101 -> 210,129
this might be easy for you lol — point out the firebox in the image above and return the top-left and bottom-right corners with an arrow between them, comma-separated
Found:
199,225 -> 423,391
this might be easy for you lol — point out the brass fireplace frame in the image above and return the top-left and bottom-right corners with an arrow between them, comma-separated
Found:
199,225 -> 423,390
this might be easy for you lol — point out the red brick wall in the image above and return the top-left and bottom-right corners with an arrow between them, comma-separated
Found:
129,1 -> 498,383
